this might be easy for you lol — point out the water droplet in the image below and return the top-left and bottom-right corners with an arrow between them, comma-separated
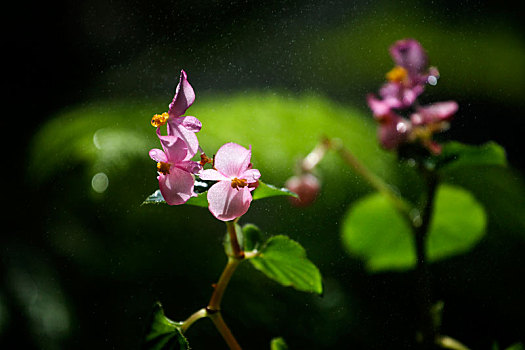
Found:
92,172 -> 109,193
428,75 -> 438,86
396,122 -> 408,133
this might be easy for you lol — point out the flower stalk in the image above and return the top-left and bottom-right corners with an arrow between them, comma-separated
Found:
329,138 -> 412,219
209,312 -> 242,350
180,221 -> 245,349
412,168 -> 438,349
207,256 -> 242,312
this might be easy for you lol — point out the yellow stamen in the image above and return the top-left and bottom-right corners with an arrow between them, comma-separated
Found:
157,162 -> 171,175
231,178 -> 248,190
386,66 -> 408,83
409,122 -> 449,143
151,112 -> 169,128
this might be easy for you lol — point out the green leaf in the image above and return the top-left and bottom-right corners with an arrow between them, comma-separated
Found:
142,302 -> 189,350
435,141 -> 506,172
184,192 -> 209,208
270,337 -> 288,350
427,185 -> 487,261
252,180 -> 298,201
341,184 -> 487,272
249,235 -> 323,294
141,190 -> 208,207
142,190 -> 166,205
242,224 -> 264,252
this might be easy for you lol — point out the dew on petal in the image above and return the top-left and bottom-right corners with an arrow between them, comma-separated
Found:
427,75 -> 438,86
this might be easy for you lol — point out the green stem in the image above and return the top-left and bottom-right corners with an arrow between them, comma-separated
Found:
413,169 -> 438,349
207,257 -> 242,312
226,220 -> 244,259
180,308 -> 207,333
178,221 -> 245,349
329,138 -> 413,219
209,312 -> 242,350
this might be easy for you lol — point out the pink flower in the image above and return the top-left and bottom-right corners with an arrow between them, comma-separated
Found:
149,130 -> 201,205
199,143 -> 261,221
151,70 -> 202,156
285,173 -> 320,207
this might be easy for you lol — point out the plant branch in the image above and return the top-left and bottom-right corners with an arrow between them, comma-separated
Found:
226,221 -> 244,259
209,312 -> 242,350
413,168 -> 438,349
180,308 -> 207,333
207,257 -> 242,312
179,221 -> 245,349
328,138 -> 413,219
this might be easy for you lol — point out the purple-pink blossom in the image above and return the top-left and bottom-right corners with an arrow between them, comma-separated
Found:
367,39 -> 458,155
199,143 -> 261,221
151,70 -> 202,156
285,173 -> 320,207
149,130 -> 201,205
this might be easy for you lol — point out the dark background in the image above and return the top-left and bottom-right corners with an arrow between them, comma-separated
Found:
3,0 -> 524,349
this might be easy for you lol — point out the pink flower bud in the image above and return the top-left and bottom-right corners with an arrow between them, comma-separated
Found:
285,174 -> 320,207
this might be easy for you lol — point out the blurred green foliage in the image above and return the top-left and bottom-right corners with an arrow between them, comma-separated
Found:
342,185 -> 487,272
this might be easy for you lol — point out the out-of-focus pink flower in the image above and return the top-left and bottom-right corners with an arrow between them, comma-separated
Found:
199,143 -> 261,221
285,173 -> 320,207
367,39 -> 455,154
149,130 -> 201,205
151,70 -> 202,156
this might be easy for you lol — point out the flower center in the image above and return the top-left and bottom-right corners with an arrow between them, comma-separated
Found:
157,161 -> 171,175
386,66 -> 408,84
231,178 -> 248,190
151,112 -> 169,128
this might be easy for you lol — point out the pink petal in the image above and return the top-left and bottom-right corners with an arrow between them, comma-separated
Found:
179,161 -> 202,175
157,130 -> 190,163
167,118 -> 200,157
149,148 -> 167,163
367,94 -> 391,119
416,101 -> 458,124
199,169 -> 230,181
214,143 -> 252,178
207,181 -> 252,221
390,38 -> 428,75
378,116 -> 411,150
242,169 -> 261,183
168,70 -> 195,118
158,167 -> 196,205
179,116 -> 202,133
